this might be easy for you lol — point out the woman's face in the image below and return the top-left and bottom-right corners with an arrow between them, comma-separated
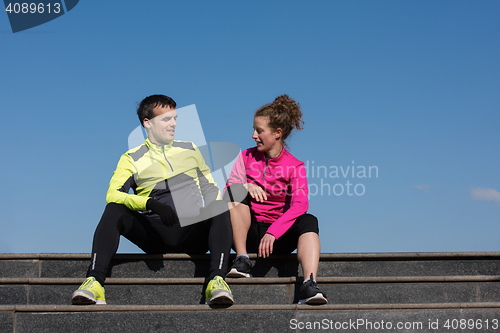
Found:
252,116 -> 281,154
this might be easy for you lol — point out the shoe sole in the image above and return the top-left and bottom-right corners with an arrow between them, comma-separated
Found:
226,268 -> 252,278
298,293 -> 328,305
206,291 -> 234,305
72,291 -> 106,305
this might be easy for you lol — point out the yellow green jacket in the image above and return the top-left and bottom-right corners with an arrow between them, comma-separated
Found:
106,138 -> 220,219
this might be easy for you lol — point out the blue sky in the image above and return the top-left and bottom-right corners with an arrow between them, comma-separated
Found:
1,1 -> 499,254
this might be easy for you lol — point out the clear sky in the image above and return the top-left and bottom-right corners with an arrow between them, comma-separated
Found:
1,1 -> 499,254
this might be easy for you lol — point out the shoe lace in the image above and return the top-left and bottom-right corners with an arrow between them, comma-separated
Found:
303,274 -> 327,299
215,277 -> 229,291
81,278 -> 94,289
233,256 -> 246,264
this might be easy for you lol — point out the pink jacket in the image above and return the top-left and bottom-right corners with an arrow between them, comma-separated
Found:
224,147 -> 309,239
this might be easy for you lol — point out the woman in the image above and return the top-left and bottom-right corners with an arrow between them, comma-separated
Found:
224,94 -> 327,305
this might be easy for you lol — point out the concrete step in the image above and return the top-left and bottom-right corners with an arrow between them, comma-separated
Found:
1,252 -> 500,279
2,276 -> 500,306
2,304 -> 500,333
2,252 -> 500,332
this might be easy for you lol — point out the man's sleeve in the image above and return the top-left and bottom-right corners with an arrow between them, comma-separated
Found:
106,153 -> 149,211
194,144 -> 220,206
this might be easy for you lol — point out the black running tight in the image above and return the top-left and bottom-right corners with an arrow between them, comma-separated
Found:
87,201 -> 232,285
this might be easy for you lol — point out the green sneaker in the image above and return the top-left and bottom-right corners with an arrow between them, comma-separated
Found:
72,277 -> 106,305
205,275 -> 234,305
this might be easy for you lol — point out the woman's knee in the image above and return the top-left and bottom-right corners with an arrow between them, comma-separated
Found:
295,213 -> 319,235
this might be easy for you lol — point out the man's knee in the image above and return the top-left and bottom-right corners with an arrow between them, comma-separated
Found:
204,201 -> 232,233
223,183 -> 249,203
205,200 -> 230,219
99,203 -> 135,231
103,202 -> 130,215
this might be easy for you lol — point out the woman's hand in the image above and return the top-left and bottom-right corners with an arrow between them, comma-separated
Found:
258,233 -> 276,258
243,183 -> 268,202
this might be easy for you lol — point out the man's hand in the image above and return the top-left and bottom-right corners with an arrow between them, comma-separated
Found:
243,183 -> 268,202
258,233 -> 276,258
146,199 -> 179,227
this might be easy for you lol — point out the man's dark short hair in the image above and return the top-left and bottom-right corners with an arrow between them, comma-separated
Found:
137,94 -> 177,127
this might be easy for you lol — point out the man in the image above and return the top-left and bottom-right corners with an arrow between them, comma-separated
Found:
71,94 -> 234,305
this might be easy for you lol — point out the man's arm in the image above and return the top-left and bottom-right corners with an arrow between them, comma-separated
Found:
105,153 -> 149,211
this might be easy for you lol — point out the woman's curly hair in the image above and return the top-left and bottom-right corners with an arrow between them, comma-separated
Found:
254,94 -> 304,144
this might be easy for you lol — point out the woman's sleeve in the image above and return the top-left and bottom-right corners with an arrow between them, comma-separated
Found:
266,163 -> 309,240
223,150 -> 248,196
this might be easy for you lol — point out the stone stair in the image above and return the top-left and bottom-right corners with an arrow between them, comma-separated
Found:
1,252 -> 500,332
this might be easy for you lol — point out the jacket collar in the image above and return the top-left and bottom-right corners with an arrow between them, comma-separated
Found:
256,146 -> 287,162
146,137 -> 173,152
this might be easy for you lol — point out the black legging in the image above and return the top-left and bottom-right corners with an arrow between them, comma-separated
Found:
87,200 -> 232,285
224,183 -> 319,254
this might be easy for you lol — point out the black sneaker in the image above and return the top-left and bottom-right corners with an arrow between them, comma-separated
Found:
298,273 -> 328,305
226,256 -> 252,278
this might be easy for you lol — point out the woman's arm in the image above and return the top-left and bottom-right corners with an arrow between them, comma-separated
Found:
266,163 -> 309,240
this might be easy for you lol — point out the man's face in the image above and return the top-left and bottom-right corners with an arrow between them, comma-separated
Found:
144,106 -> 177,145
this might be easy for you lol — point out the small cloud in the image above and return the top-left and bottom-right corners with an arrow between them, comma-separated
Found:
471,187 -> 500,202
413,184 -> 429,191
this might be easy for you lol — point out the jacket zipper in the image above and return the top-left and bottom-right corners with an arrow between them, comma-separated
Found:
262,148 -> 283,180
262,158 -> 268,180
163,148 -> 174,172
